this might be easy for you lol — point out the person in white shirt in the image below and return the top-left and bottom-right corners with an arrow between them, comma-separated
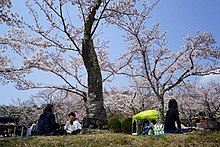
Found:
27,121 -> 37,136
64,112 -> 82,134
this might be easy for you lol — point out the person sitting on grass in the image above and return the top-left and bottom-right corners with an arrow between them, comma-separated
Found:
141,119 -> 150,135
141,119 -> 158,135
37,104 -> 59,135
164,99 -> 182,133
27,121 -> 37,136
64,112 -> 82,134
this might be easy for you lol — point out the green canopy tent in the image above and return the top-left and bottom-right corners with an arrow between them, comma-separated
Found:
132,110 -> 158,124
131,110 -> 159,135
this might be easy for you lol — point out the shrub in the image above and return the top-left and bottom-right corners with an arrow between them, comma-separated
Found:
121,117 -> 132,134
108,118 -> 122,133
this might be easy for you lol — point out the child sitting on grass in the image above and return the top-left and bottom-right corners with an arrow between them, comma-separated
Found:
64,112 -> 82,134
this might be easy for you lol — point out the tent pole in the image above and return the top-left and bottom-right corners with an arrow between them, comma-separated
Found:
136,120 -> 138,135
131,120 -> 133,134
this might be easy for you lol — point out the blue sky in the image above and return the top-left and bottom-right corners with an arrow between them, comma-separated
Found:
151,0 -> 220,49
1,0 -> 220,105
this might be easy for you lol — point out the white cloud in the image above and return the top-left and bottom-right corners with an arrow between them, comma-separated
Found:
200,74 -> 220,84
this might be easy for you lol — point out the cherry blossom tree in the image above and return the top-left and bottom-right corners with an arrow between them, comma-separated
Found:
0,0 -> 110,128
0,89 -> 86,126
31,89 -> 86,123
0,0 -> 161,128
108,13 -> 220,122
0,0 -> 21,27
0,99 -> 41,126
0,0 -> 11,9
177,81 -> 220,122
104,86 -> 157,117
0,0 -> 12,21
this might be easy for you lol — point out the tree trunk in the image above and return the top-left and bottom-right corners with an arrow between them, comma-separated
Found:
82,34 -> 107,129
157,96 -> 164,124
80,0 -> 107,129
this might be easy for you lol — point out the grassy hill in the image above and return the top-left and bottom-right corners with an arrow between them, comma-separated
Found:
0,130 -> 220,147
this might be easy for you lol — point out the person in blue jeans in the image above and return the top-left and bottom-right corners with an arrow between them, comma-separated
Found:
141,120 -> 150,135
141,119 -> 156,135
164,99 -> 182,133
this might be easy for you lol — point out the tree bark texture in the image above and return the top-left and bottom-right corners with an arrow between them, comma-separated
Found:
82,37 -> 107,129
81,1 -> 107,129
158,96 -> 164,124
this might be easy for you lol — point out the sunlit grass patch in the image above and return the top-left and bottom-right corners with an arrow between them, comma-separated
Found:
0,131 -> 220,147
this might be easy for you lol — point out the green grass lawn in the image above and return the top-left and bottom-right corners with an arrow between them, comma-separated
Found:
0,130 -> 220,147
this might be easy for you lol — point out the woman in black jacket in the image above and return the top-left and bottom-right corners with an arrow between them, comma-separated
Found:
37,104 -> 58,135
164,99 -> 181,133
